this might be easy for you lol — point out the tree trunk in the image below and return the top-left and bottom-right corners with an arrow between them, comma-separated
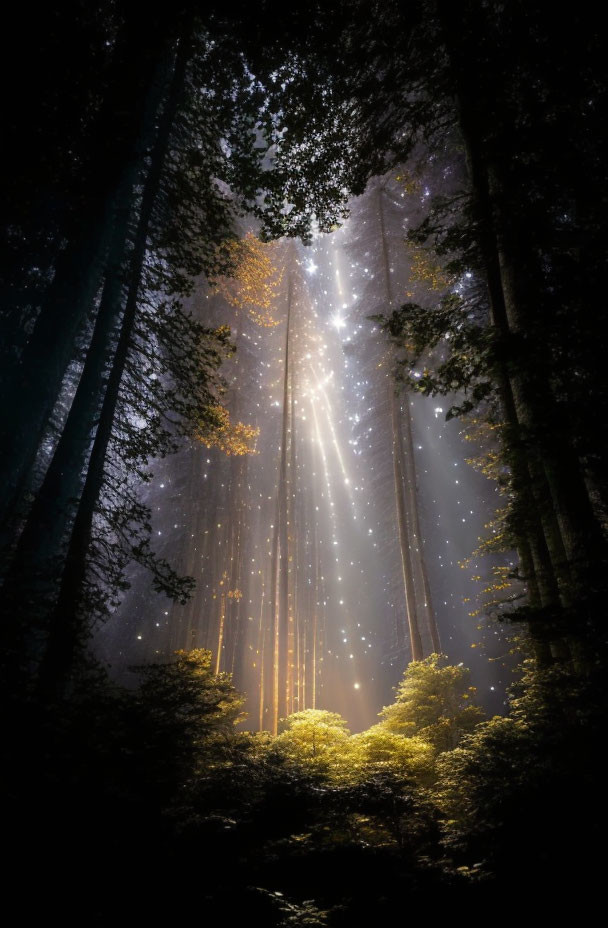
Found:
267,265 -> 293,732
378,183 -> 425,661
278,266 -> 293,725
0,186 -> 135,613
390,383 -> 424,661
36,31 -> 192,697
0,25 -> 178,533
400,394 -> 441,652
438,0 -> 606,626
489,177 -> 608,583
516,542 -> 554,667
288,357 -> 298,713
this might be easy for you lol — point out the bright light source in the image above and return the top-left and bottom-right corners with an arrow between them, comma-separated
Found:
331,314 -> 346,330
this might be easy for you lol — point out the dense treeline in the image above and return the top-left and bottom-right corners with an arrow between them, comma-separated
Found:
2,0 -> 607,915
330,0 -> 608,665
0,1 -> 345,694
9,648 -> 605,920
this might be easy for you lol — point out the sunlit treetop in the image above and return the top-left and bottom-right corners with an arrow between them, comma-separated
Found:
380,654 -> 484,752
273,709 -> 350,770
344,725 -> 435,784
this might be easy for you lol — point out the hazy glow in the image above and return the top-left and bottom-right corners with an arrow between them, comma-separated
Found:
114,189 -> 511,735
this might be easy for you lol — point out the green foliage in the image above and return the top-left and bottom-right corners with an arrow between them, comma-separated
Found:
273,709 -> 350,775
432,660 -> 608,887
341,725 -> 435,786
130,648 -> 245,794
3,0 -> 607,913
376,291 -> 496,419
133,648 -> 245,737
272,708 -> 437,786
379,654 -> 484,752
11,642 -> 606,916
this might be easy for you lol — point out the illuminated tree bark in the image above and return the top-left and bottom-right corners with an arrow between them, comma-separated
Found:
278,269 -> 293,726
267,260 -> 294,733
287,343 -> 299,713
227,453 -> 247,676
256,571 -> 267,731
307,429 -> 321,710
378,184 -> 425,662
389,382 -> 424,661
400,393 -> 441,653
215,575 -> 228,675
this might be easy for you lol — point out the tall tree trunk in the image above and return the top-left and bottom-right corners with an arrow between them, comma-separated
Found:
390,384 -> 424,661
278,268 -> 293,725
266,458 -> 282,732
228,454 -> 247,677
36,32 -> 192,697
1,187 -> 135,609
488,164 -> 608,581
378,184 -> 425,661
215,584 -> 227,675
400,395 -> 441,652
438,0 -> 605,632
309,423 -> 320,710
0,26 -> 178,533
446,83 -> 573,609
0,225 -> 109,536
267,253 -> 295,732
516,541 -> 554,667
177,446 -> 207,650
287,340 -> 298,713
257,572 -> 267,731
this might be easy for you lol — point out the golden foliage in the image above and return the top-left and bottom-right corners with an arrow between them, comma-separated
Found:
272,709 -> 435,786
395,170 -> 422,196
457,416 -> 519,617
341,726 -> 435,785
464,448 -> 503,483
379,654 -> 484,753
462,417 -> 503,443
273,709 -> 350,774
462,417 -> 507,486
215,232 -> 283,327
461,507 -> 512,566
197,404 -> 259,456
459,507 -> 518,618
405,244 -> 455,298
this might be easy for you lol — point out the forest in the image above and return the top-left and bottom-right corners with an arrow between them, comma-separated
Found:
1,1 -> 607,920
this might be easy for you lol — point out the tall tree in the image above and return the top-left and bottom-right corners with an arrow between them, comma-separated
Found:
345,174 -> 439,663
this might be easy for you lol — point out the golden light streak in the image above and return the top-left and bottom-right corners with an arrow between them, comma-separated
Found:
309,361 -> 356,512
